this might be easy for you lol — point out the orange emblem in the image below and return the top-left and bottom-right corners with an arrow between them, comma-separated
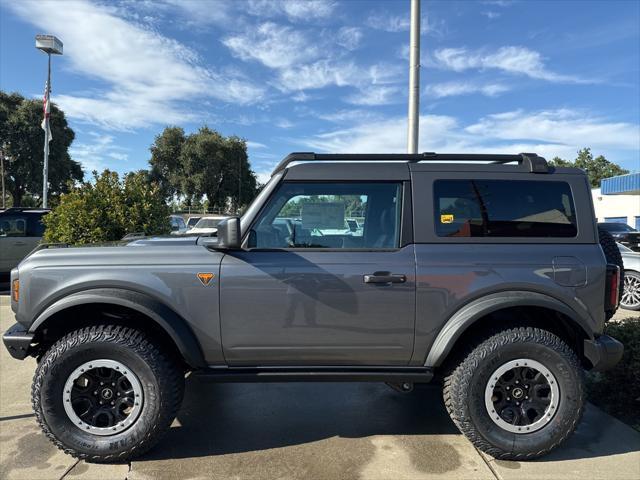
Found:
197,272 -> 215,286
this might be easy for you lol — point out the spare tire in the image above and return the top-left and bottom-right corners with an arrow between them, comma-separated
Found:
598,226 -> 624,318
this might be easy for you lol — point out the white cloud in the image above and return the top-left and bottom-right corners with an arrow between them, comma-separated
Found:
365,13 -> 409,32
365,11 -> 445,37
482,11 -> 501,19
336,27 -> 363,51
425,81 -> 510,98
223,22 -> 319,70
466,109 -> 640,150
247,0 -> 336,21
8,0 -> 264,130
277,60 -> 360,91
69,132 -> 129,172
247,141 -> 267,149
433,46 -> 590,83
296,109 -> 639,159
344,86 -> 402,106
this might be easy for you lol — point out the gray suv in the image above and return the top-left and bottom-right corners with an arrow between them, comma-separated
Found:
3,152 -> 624,462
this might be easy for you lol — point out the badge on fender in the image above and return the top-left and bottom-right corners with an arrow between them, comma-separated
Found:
197,272 -> 215,286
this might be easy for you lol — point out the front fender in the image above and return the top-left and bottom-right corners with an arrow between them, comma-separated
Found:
30,288 -> 206,368
424,290 -> 593,367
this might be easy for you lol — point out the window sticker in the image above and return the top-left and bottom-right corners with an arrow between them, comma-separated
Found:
440,214 -> 454,224
301,202 -> 345,229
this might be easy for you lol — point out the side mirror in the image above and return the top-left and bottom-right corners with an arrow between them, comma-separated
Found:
216,217 -> 241,249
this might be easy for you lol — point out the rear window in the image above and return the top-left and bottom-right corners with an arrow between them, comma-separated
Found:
434,180 -> 577,238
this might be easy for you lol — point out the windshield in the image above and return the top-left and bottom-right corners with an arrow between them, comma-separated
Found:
194,218 -> 222,229
187,217 -> 201,228
599,222 -> 636,232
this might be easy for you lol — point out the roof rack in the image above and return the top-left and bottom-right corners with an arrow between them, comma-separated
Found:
272,152 -> 549,175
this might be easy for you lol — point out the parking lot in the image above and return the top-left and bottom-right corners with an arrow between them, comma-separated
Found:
1,295 -> 639,480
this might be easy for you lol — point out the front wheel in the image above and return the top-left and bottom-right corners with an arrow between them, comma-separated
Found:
443,327 -> 584,460
32,325 -> 185,462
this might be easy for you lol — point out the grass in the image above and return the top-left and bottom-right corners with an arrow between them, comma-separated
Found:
586,315 -> 640,431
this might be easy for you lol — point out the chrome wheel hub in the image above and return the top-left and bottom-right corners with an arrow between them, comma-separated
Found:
485,358 -> 559,434
63,359 -> 144,436
621,273 -> 640,309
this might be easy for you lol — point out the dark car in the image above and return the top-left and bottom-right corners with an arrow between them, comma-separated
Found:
4,152 -> 624,462
597,222 -> 640,251
0,208 -> 49,278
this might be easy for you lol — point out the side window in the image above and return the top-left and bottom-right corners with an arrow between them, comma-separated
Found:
434,180 -> 577,238
249,182 -> 402,249
27,214 -> 46,237
0,215 -> 28,237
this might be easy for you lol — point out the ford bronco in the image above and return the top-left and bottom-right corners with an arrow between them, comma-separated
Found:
3,152 -> 624,462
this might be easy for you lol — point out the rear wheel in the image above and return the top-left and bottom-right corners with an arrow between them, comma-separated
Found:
443,327 -> 584,460
33,325 -> 184,462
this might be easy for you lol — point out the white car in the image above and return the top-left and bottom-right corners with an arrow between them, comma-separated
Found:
186,216 -> 228,235
618,242 -> 640,311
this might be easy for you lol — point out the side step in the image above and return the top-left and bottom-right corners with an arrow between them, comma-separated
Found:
195,366 -> 434,383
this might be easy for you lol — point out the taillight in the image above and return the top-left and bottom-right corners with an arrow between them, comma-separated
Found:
605,264 -> 620,312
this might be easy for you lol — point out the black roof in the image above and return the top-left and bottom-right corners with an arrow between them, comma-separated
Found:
272,152 -> 549,176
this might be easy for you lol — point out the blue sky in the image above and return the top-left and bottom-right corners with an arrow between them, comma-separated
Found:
1,0 -> 639,183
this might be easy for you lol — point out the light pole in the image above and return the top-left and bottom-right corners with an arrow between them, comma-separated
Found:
407,0 -> 420,154
35,34 -> 63,209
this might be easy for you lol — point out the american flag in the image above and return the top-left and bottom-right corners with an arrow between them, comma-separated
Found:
41,81 -> 52,142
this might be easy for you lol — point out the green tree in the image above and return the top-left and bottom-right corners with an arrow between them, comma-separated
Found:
0,91 -> 83,206
550,148 -> 629,188
43,170 -> 170,245
149,126 -> 258,212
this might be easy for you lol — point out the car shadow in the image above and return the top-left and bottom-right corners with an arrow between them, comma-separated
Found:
140,377 -> 459,461
140,376 -> 640,464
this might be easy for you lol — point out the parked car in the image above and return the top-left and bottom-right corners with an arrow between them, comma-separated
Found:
3,152 -> 624,462
186,216 -> 201,229
0,208 -> 49,278
598,222 -> 640,251
185,215 -> 227,235
618,242 -> 640,310
169,215 -> 188,235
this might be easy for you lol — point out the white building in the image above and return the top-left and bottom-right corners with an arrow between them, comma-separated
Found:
591,172 -> 640,229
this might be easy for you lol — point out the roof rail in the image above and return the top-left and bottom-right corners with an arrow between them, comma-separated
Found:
272,152 -> 549,175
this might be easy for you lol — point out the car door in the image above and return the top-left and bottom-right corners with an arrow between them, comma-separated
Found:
219,180 -> 416,366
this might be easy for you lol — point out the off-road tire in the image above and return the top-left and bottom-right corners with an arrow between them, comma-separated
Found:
443,327 -> 584,460
32,325 -> 184,462
598,227 -> 625,314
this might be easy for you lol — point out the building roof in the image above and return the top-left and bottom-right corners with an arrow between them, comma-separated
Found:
601,172 -> 640,195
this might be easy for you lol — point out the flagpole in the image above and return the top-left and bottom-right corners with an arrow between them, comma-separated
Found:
42,53 -> 51,209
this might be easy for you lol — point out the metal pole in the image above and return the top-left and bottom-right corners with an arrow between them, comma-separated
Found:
1,148 -> 5,209
407,0 -> 421,154
42,53 -> 51,208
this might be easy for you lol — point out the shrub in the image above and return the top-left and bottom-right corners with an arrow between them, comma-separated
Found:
43,170 -> 170,245
587,317 -> 640,430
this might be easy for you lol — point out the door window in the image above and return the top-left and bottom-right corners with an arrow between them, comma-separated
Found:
249,182 -> 402,249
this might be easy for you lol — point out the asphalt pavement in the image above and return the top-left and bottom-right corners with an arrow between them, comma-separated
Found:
1,295 -> 639,480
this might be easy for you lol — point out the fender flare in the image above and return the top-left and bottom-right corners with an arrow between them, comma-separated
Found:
30,288 -> 206,368
424,290 -> 593,367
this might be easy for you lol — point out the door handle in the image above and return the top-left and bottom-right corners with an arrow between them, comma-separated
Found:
13,241 -> 27,246
363,273 -> 406,284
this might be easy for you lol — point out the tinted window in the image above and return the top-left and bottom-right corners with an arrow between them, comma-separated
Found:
434,180 -> 577,238
250,182 -> 402,249
0,215 -> 28,237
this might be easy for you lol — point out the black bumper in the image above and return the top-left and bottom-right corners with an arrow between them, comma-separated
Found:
584,335 -> 624,372
3,323 -> 34,360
